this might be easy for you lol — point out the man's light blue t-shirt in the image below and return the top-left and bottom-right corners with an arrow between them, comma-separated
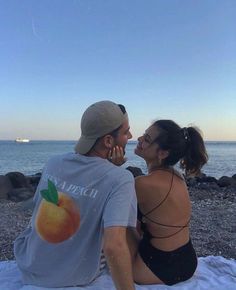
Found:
14,153 -> 137,287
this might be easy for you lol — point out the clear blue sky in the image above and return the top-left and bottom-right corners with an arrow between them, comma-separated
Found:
0,0 -> 235,141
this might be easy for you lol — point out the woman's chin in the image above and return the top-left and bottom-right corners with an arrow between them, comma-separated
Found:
134,147 -> 141,156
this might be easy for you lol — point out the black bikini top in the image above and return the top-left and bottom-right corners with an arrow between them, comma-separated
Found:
137,168 -> 190,240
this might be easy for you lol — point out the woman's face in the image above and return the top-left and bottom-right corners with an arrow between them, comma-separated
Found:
135,125 -> 160,160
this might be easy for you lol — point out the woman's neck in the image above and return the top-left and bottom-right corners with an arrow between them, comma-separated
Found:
147,162 -> 171,174
147,161 -> 160,173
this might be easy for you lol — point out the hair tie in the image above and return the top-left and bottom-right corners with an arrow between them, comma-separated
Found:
182,127 -> 190,142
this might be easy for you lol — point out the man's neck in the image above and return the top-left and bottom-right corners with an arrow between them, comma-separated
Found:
86,149 -> 108,159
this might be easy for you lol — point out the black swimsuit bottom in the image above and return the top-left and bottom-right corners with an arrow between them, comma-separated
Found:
138,234 -> 197,286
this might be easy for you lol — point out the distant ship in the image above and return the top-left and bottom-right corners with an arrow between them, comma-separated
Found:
15,138 -> 30,143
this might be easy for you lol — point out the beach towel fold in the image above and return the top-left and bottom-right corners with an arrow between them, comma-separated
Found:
0,256 -> 236,290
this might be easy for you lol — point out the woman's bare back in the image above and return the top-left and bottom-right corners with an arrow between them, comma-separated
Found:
136,169 -> 191,251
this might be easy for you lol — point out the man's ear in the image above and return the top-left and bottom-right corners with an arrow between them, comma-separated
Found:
103,135 -> 114,149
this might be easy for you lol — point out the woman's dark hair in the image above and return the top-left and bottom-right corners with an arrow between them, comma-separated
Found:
152,120 -> 208,176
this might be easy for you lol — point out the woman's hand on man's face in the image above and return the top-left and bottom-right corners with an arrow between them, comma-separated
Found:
108,146 -> 127,166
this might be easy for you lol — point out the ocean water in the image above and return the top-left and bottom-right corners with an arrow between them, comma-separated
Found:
0,141 -> 235,179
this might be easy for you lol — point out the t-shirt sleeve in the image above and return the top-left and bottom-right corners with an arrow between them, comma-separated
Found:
102,170 -> 137,228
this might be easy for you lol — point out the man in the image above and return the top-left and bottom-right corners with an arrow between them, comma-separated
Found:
14,101 -> 137,290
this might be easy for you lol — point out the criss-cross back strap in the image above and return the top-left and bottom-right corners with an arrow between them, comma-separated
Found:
143,168 -> 174,217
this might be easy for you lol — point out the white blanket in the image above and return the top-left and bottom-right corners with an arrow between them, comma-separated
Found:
0,256 -> 236,290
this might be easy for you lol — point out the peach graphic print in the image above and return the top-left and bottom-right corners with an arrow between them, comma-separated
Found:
35,180 -> 80,243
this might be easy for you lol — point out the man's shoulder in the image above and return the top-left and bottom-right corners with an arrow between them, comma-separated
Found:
47,152 -> 74,163
106,165 -> 135,185
106,162 -> 132,175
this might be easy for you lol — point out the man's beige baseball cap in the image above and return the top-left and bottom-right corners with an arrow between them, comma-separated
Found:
75,101 -> 127,154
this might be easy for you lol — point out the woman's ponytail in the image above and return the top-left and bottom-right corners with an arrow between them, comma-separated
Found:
180,127 -> 208,176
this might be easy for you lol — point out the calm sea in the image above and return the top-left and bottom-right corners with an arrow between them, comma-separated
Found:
0,141 -> 235,179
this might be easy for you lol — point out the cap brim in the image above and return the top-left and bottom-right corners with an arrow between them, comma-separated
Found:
74,135 -> 97,154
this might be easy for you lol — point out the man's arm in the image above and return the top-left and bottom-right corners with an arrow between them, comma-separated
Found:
103,226 -> 135,290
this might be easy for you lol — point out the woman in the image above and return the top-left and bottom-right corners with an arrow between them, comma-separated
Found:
128,120 -> 208,286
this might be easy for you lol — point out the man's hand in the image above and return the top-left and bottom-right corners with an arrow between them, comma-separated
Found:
108,146 -> 127,166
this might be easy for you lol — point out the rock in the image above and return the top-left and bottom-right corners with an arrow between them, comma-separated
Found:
232,174 -> 236,181
197,182 -> 219,190
28,175 -> 41,189
186,177 -> 197,187
6,172 -> 30,188
197,176 -> 218,183
126,166 -> 144,178
8,188 -> 34,202
34,172 -> 42,176
217,176 -> 236,187
186,175 -> 218,188
0,175 -> 13,199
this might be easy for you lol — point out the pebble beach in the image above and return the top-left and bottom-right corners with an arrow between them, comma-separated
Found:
0,170 -> 236,261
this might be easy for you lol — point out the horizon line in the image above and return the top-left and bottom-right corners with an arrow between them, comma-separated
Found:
0,139 -> 236,142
